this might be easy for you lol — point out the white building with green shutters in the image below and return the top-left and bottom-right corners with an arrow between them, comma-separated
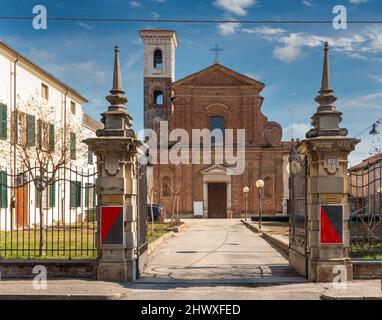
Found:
0,41 -> 102,231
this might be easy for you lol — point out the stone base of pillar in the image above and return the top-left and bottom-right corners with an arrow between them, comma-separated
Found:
289,249 -> 307,277
308,258 -> 353,282
137,249 -> 148,277
97,260 -> 137,282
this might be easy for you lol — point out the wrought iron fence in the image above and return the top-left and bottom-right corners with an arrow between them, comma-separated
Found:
0,164 -> 98,259
349,160 -> 382,259
288,144 -> 308,256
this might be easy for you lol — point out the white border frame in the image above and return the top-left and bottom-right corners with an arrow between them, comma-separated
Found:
319,204 -> 344,245
100,205 -> 126,248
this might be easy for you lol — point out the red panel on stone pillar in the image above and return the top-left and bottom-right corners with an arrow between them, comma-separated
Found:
101,206 -> 124,245
320,205 -> 343,244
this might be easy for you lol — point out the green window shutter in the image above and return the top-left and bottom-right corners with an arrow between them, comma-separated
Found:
49,181 -> 56,208
11,110 -> 18,145
0,171 -> 8,208
92,185 -> 96,207
26,114 -> 36,147
70,132 -> 76,159
37,119 -> 42,149
85,183 -> 89,208
36,190 -> 41,208
70,181 -> 76,208
76,182 -> 81,207
0,104 -> 7,140
88,151 -> 93,164
70,181 -> 81,208
48,124 -> 55,152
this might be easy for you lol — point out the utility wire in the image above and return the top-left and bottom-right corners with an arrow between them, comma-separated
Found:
1,16 -> 382,24
355,117 -> 382,138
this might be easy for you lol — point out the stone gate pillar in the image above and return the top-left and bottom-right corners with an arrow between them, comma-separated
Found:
85,46 -> 145,282
301,43 -> 359,282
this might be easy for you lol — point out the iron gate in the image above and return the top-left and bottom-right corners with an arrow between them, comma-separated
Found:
288,143 -> 308,276
137,162 -> 148,276
349,160 -> 382,259
0,164 -> 97,259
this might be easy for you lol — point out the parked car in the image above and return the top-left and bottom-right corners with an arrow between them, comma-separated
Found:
147,204 -> 166,222
350,212 -> 382,222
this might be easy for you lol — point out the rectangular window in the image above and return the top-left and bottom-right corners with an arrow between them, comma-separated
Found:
49,181 -> 56,208
70,181 -> 81,208
0,171 -> 7,209
70,101 -> 76,115
88,150 -> 94,164
210,116 -> 225,145
48,123 -> 55,152
85,183 -> 95,208
12,111 -> 26,145
37,120 -> 54,152
26,114 -> 36,147
41,83 -> 49,100
70,132 -> 76,159
35,177 -> 48,209
0,103 -> 7,140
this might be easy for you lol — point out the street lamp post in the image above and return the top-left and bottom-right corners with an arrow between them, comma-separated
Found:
243,186 -> 249,221
256,180 -> 265,230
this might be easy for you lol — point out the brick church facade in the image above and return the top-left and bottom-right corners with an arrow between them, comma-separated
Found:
140,29 -> 291,218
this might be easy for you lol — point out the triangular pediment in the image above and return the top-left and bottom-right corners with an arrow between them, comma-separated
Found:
173,63 -> 264,88
201,164 -> 233,175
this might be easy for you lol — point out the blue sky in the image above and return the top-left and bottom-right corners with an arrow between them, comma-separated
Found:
1,0 -> 382,165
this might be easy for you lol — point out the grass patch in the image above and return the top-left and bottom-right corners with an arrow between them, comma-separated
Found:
358,255 -> 382,260
0,226 -> 97,259
147,222 -> 171,244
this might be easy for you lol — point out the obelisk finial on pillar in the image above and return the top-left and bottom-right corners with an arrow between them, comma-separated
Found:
306,42 -> 348,138
106,45 -> 128,110
320,42 -> 333,94
96,45 -> 134,137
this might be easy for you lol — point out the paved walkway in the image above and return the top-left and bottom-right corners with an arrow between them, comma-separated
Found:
140,219 -> 302,284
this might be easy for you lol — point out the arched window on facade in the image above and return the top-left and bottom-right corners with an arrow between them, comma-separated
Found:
154,49 -> 163,68
153,90 -> 164,105
209,115 -> 225,145
162,176 -> 171,197
264,177 -> 273,198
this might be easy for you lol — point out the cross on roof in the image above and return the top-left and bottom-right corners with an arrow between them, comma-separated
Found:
210,43 -> 223,64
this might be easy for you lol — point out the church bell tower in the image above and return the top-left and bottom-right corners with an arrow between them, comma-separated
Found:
139,29 -> 178,130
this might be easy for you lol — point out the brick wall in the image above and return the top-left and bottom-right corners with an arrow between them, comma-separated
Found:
353,260 -> 382,279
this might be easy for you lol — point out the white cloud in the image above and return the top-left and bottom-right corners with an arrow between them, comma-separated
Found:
361,26 -> 382,52
27,47 -> 56,63
242,26 -> 286,37
346,92 -> 382,109
129,1 -> 141,7
240,25 -> 375,62
214,0 -> 257,16
125,53 -> 140,71
302,0 -> 314,6
26,49 -> 108,93
350,0 -> 369,4
151,12 -> 160,19
77,22 -> 93,30
283,123 -> 311,140
273,45 -> 302,63
218,22 -> 241,35
370,76 -> 382,83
